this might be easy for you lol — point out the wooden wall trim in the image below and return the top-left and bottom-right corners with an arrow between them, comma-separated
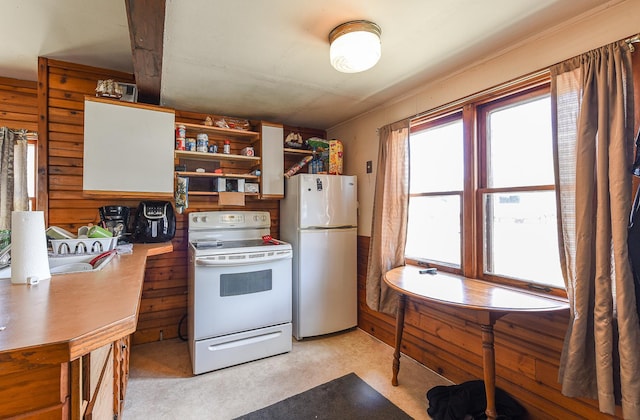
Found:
44,58 -> 134,81
37,57 -> 50,218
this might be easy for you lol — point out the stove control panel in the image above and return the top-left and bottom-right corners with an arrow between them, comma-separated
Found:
220,213 -> 245,224
189,211 -> 270,230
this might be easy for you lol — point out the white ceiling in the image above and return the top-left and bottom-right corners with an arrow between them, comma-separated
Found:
0,0 -> 615,129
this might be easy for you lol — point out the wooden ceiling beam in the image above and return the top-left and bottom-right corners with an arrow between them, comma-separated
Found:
124,0 -> 165,105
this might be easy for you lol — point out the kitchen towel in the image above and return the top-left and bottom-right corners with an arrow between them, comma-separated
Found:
11,210 -> 51,284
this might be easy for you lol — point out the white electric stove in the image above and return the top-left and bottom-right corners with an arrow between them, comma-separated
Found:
187,211 -> 292,375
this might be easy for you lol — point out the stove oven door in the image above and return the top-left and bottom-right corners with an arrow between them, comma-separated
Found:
192,252 -> 292,340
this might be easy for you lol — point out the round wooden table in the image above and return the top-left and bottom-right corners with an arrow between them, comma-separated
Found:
384,265 -> 569,420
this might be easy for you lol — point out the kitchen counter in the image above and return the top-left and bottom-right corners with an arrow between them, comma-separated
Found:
0,242 -> 172,419
0,242 -> 172,359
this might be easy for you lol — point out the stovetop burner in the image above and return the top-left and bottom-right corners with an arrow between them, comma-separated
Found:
188,211 -> 291,256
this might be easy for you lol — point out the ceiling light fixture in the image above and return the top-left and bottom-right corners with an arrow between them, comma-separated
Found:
329,20 -> 381,73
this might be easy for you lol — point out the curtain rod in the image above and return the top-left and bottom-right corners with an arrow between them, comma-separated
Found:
380,33 -> 640,131
389,68 -> 550,129
625,34 -> 640,52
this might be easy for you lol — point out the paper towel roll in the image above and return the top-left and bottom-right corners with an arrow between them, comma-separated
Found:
11,211 -> 51,285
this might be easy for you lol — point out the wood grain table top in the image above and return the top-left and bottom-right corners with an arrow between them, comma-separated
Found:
385,265 -> 569,313
0,243 -> 172,360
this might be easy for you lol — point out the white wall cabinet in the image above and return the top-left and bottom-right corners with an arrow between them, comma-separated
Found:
259,122 -> 284,198
83,97 -> 175,196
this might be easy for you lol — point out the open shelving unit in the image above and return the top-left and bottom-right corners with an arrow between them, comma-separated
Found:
174,150 -> 260,164
178,122 -> 260,143
186,191 -> 260,197
175,170 -> 259,180
175,122 -> 262,199
283,147 -> 313,155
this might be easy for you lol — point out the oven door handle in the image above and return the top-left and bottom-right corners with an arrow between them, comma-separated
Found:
195,254 -> 291,267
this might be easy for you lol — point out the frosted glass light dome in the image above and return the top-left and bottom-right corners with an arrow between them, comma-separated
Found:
329,20 -> 381,73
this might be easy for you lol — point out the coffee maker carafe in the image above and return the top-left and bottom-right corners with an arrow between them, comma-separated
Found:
99,206 -> 130,242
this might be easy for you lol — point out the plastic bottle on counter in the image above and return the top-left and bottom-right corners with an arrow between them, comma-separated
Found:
223,140 -> 231,154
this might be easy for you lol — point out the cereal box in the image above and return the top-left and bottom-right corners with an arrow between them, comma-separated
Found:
328,139 -> 343,175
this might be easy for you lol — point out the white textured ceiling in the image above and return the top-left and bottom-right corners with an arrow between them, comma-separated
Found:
0,0 -> 617,129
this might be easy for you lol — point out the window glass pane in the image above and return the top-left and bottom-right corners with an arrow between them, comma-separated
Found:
410,119 -> 463,193
406,195 -> 461,267
483,191 -> 563,288
487,96 -> 554,188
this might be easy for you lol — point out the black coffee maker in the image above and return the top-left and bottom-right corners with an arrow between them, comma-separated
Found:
99,206 -> 130,242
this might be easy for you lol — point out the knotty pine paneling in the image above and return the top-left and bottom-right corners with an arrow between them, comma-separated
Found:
356,235 -> 621,419
0,77 -> 38,131
39,59 -> 279,347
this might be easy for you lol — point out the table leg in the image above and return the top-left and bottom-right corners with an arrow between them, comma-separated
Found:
481,323 -> 497,420
392,294 -> 407,386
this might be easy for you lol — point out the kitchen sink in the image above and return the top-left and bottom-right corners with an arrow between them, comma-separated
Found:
0,251 -> 116,279
48,251 -> 116,274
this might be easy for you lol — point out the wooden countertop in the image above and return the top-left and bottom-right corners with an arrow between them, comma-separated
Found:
0,243 -> 172,360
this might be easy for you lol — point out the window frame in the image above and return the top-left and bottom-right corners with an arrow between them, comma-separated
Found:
475,84 -> 562,294
407,75 -> 567,298
407,111 -> 465,269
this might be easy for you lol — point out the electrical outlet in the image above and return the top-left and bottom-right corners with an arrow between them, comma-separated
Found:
366,160 -> 372,173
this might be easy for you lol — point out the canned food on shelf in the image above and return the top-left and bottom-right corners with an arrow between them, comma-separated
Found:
196,133 -> 209,152
176,124 -> 186,139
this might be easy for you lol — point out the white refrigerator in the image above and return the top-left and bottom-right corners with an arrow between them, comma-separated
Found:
280,174 -> 358,340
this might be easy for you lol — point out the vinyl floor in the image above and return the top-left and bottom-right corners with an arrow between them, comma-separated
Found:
123,328 -> 453,419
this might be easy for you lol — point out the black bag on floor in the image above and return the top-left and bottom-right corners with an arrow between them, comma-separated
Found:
426,380 -> 526,420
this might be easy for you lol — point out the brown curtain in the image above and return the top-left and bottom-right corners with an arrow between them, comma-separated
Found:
0,127 -> 29,230
552,40 -> 640,418
365,119 -> 410,315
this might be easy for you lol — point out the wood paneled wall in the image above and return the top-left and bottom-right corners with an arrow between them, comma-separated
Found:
0,77 -> 38,131
357,235 -> 621,419
36,58 -> 278,345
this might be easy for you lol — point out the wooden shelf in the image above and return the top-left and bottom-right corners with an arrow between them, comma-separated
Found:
175,150 -> 260,163
175,171 -> 259,180
284,148 -> 313,155
176,122 -> 259,142
187,191 -> 260,197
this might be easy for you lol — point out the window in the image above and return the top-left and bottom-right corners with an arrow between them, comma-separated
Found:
406,114 -> 463,268
407,82 -> 565,295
